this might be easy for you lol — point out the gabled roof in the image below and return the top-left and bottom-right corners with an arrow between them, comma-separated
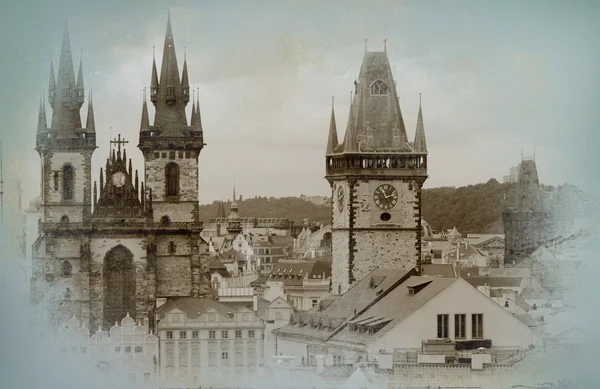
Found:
463,276 -> 522,288
155,297 -> 234,319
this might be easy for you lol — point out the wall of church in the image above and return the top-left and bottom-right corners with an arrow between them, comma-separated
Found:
152,202 -> 197,223
156,256 -> 192,296
145,151 -> 199,203
43,151 -> 92,223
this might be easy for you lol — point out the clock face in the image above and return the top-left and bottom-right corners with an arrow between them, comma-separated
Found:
112,172 -> 126,187
373,184 -> 399,211
337,185 -> 345,212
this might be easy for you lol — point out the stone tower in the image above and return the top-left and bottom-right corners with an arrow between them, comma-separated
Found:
36,23 -> 96,224
325,48 -> 428,295
502,158 -> 553,265
138,14 -> 205,224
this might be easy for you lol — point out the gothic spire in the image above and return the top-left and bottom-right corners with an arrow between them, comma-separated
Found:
342,92 -> 358,153
76,52 -> 84,91
50,21 -> 84,134
86,91 -> 95,131
325,96 -> 338,155
37,93 -> 47,132
150,14 -> 188,133
190,89 -> 197,126
48,61 -> 56,106
181,48 -> 190,103
150,47 -> 159,94
413,94 -> 427,153
140,89 -> 150,131
195,88 -> 202,130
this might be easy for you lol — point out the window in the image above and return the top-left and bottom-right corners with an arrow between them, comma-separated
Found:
472,314 -> 484,339
169,241 -> 176,254
160,215 -> 170,225
62,165 -> 74,200
248,330 -> 255,338
209,330 -> 216,339
192,330 -> 199,339
222,351 -> 229,360
178,151 -> 183,158
60,215 -> 69,223
154,152 -> 160,159
62,261 -> 72,277
221,330 -> 228,339
312,299 -> 318,307
235,330 -> 242,339
180,331 -> 187,339
165,162 -> 180,198
275,312 -> 283,320
370,80 -> 389,95
80,347 -> 87,353
437,314 -> 449,338
125,346 -> 132,353
54,172 -> 60,190
454,314 -> 466,339
115,346 -> 121,353
166,331 -> 173,339
135,346 -> 143,353
144,373 -> 151,382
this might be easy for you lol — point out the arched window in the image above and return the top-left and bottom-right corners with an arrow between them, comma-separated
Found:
165,163 -> 180,198
168,241 -> 176,254
62,165 -> 74,200
160,215 -> 171,225
62,260 -> 72,277
60,215 -> 70,223
370,80 -> 388,95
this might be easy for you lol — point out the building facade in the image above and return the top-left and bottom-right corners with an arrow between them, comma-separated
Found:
31,16 -> 211,332
325,48 -> 428,295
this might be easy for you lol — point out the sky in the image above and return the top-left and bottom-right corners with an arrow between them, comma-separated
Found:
0,0 -> 599,207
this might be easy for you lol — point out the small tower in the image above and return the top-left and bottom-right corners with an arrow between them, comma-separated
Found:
325,47 -> 428,294
502,155 -> 553,265
35,22 -> 97,224
138,14 -> 205,223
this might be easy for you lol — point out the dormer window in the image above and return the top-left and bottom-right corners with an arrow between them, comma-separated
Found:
370,80 -> 389,95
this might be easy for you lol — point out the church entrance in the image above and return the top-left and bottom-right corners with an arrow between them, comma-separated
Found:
103,245 -> 136,329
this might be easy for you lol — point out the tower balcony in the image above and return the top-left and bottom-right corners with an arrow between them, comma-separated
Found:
325,153 -> 428,181
182,86 -> 190,103
150,86 -> 159,103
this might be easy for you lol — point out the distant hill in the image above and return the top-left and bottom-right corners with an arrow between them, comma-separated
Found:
199,180 -> 588,235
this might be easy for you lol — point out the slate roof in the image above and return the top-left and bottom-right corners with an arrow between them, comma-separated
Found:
463,276 -> 522,288
421,263 -> 456,278
155,297 -> 235,319
266,258 -> 332,287
275,268 -> 417,341
331,276 -> 456,345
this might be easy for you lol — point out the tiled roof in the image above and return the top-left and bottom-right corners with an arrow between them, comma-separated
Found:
269,235 -> 294,247
266,258 -> 332,287
331,276 -> 456,344
249,275 -> 268,286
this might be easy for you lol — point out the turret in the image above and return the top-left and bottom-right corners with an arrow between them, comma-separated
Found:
413,94 -> 427,153
325,97 -> 338,155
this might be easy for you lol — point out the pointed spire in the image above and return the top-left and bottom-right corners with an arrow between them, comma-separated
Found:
99,168 -> 104,190
135,170 -> 139,198
325,96 -> 339,155
343,92 -> 358,153
190,89 -> 197,126
76,50 -> 84,90
86,91 -> 95,131
150,47 -> 159,101
140,88 -> 150,132
364,23 -> 368,53
57,21 -> 76,91
383,23 -> 388,52
181,47 -> 190,102
140,182 -> 145,208
128,159 -> 133,180
195,88 -> 202,129
37,93 -> 47,132
413,93 -> 427,153
233,175 -> 236,202
161,12 -> 180,91
48,61 -> 56,105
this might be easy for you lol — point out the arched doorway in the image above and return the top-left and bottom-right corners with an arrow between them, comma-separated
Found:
103,245 -> 136,329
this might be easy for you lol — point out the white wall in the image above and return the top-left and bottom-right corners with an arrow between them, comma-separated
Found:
369,279 -> 539,353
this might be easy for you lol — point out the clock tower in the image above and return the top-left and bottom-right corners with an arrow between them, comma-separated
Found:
325,47 -> 428,294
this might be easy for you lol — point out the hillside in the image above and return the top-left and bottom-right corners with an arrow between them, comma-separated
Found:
199,180 -> 587,235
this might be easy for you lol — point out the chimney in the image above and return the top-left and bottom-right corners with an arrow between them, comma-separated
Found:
253,294 -> 258,312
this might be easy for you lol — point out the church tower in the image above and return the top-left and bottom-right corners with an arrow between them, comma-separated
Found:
36,23 -> 96,224
325,47 -> 428,295
138,14 -> 205,223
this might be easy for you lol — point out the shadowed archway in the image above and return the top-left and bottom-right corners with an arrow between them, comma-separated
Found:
103,245 -> 136,329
